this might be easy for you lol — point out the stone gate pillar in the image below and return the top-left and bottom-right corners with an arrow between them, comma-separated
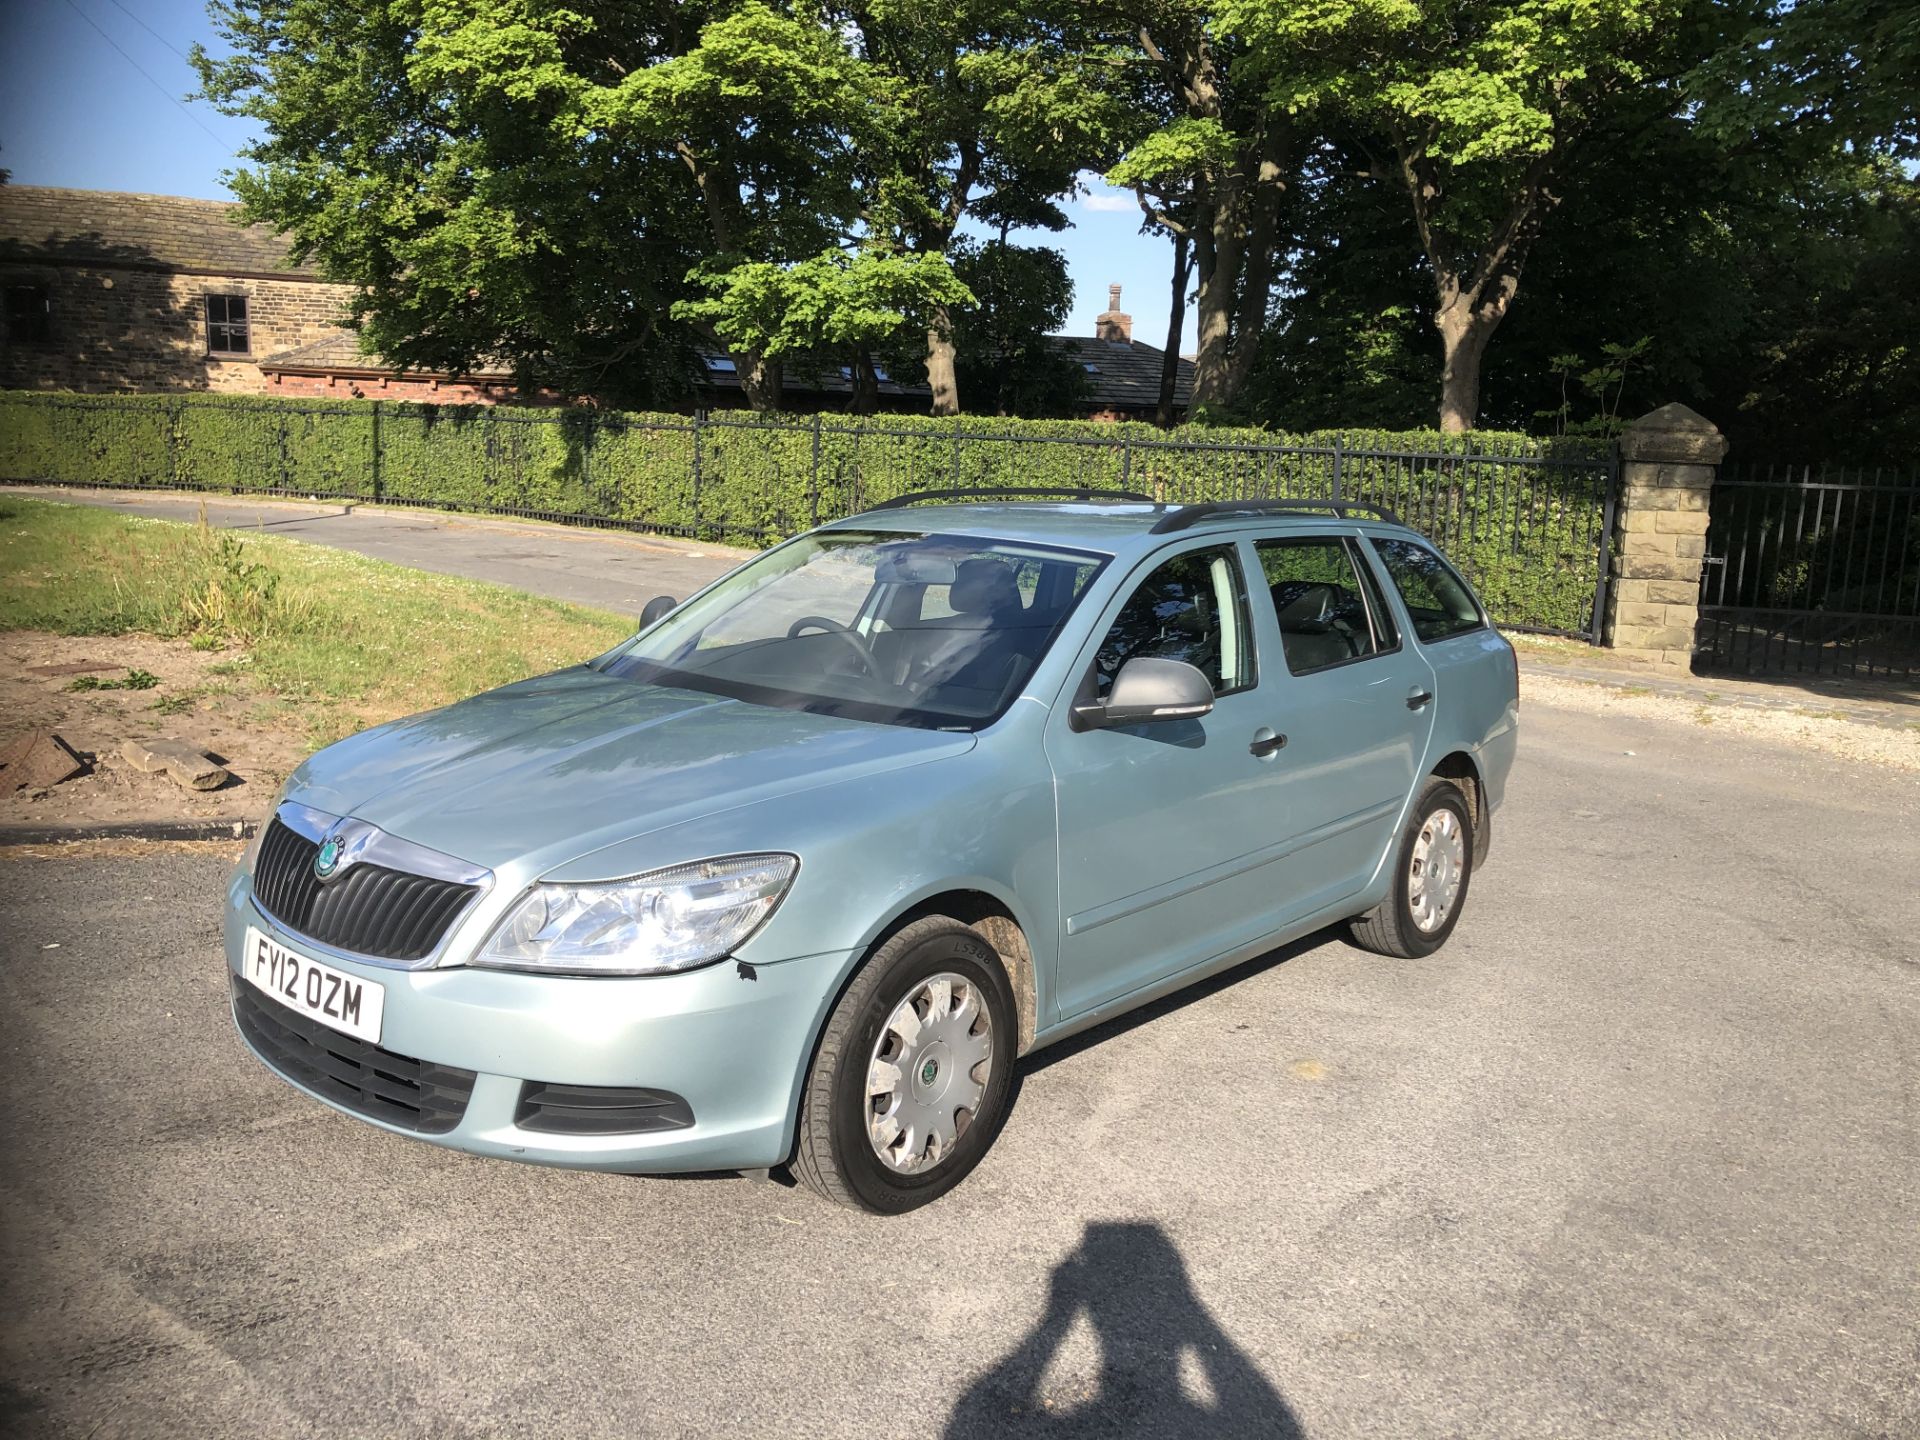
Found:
1604,403 -> 1726,669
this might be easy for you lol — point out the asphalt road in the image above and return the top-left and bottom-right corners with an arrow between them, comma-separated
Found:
4,486 -> 745,618
3,701 -> 1917,1438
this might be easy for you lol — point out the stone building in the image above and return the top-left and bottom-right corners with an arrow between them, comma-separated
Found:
1,186 -> 348,394
0,187 -> 518,403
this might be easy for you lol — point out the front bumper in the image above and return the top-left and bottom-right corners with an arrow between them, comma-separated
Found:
222,869 -> 853,1173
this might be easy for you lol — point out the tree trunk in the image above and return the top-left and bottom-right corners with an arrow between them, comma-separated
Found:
1222,123 -> 1291,404
926,305 -> 960,416
1164,25 -> 1236,412
1396,142 -> 1555,434
735,348 -> 782,412
848,349 -> 879,415
1434,300 -> 1498,434
1189,193 -> 1239,408
1157,233 -> 1192,428
1432,266 -> 1519,432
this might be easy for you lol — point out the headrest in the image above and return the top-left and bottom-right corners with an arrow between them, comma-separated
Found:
951,558 -> 1021,616
1275,583 -> 1333,628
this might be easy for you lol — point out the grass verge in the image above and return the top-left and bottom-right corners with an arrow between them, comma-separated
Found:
0,495 -> 632,746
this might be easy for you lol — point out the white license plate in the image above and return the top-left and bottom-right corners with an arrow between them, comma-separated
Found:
241,926 -> 385,1044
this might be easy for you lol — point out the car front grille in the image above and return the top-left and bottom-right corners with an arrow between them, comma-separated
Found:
252,817 -> 478,962
232,977 -> 476,1134
515,1082 -> 695,1136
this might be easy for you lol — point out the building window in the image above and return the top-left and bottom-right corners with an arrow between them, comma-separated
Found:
5,285 -> 51,343
206,293 -> 250,355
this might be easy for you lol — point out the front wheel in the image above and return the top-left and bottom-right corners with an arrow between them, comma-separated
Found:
792,916 -> 1017,1213
1349,777 -> 1474,959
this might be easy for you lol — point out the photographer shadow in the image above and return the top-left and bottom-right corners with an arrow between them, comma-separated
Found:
945,1221 -> 1303,1438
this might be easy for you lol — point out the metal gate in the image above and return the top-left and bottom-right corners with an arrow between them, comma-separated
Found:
1696,462 -> 1920,681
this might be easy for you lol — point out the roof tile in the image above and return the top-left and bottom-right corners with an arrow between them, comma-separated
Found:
0,186 -> 315,277
1048,336 -> 1195,411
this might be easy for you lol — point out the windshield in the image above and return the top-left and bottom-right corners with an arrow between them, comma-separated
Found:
599,530 -> 1107,729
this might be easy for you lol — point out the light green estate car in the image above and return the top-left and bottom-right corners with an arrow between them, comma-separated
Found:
225,492 -> 1518,1212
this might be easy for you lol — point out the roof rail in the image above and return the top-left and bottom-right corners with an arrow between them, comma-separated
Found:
1147,499 -> 1401,534
872,485 -> 1159,511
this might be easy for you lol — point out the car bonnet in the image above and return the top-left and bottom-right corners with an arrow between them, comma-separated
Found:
285,666 -> 975,874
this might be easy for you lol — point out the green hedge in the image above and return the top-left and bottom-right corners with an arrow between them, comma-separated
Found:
0,389 -> 1613,634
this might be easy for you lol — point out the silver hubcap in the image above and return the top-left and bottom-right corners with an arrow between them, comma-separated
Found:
867,973 -> 993,1174
1409,806 -> 1465,933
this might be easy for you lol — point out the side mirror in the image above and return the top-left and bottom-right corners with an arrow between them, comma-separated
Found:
1071,657 -> 1215,730
639,595 -> 678,628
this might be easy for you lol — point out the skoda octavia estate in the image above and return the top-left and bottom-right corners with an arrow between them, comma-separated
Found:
226,492 -> 1518,1212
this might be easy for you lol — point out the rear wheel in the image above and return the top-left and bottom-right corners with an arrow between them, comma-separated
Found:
1349,777 -> 1474,959
792,916 -> 1016,1213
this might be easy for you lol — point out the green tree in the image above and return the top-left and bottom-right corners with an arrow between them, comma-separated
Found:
1695,0 -> 1920,160
196,2 -> 899,408
672,246 -> 974,410
1218,0 -> 1691,431
836,1 -> 1130,414
1250,92 -> 1920,462
1105,3 -> 1292,413
587,2 -> 890,408
949,239 -> 1087,416
1696,164 -> 1920,459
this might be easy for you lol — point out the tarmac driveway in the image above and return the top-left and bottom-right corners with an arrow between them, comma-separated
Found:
2,699 -> 1916,1438
3,487 -> 745,617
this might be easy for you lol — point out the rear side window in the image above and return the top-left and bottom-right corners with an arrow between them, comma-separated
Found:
1371,538 -> 1486,642
1092,545 -> 1254,697
1256,537 -> 1397,674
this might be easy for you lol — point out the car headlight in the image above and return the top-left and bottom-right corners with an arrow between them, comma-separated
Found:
473,853 -> 799,976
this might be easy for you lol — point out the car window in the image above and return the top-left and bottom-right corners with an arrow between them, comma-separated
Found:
1256,537 -> 1394,674
695,545 -> 874,648
605,530 -> 1106,730
1371,538 -> 1486,643
1091,545 -> 1253,698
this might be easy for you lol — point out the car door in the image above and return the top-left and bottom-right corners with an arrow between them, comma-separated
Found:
1246,531 -> 1438,911
1044,538 -> 1296,1020
1366,533 -> 1519,813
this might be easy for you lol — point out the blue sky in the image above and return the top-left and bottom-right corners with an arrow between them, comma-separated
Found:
0,0 -> 1190,351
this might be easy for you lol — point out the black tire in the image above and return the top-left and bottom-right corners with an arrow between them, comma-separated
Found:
1349,777 -> 1474,959
792,915 -> 1017,1214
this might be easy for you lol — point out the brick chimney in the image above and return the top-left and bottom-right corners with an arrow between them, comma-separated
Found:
1095,284 -> 1132,343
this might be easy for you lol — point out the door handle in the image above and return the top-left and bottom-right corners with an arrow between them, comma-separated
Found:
1406,689 -> 1433,710
1249,729 -> 1287,758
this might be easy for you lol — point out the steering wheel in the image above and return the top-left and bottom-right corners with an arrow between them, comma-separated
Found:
786,616 -> 880,677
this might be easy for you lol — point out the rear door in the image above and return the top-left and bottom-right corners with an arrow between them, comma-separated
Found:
1365,534 -> 1518,812
1243,530 -> 1437,913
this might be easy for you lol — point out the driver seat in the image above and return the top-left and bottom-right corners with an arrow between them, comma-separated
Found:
910,559 -> 1025,698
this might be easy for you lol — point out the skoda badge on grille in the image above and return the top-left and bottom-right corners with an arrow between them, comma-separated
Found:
313,834 -> 344,880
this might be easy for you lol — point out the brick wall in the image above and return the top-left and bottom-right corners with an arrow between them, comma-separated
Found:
265,371 -> 516,405
0,263 -> 351,394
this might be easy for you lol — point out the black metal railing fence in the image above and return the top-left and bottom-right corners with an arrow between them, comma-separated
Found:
0,390 -> 1618,638
1697,461 -> 1920,680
